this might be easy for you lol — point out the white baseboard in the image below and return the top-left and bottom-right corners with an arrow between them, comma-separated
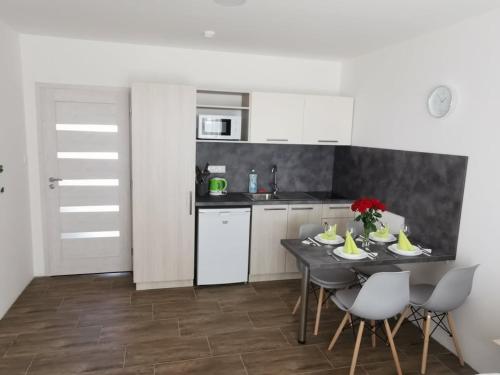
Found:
135,279 -> 193,290
249,272 -> 301,282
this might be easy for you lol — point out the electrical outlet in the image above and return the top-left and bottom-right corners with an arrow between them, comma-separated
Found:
208,165 -> 226,174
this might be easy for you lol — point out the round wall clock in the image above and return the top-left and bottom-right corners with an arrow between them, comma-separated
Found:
427,85 -> 453,118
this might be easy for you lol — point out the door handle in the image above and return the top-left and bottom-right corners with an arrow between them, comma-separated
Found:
49,177 -> 63,182
189,191 -> 193,215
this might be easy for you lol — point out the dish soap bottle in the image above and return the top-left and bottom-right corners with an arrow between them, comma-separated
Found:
248,169 -> 258,193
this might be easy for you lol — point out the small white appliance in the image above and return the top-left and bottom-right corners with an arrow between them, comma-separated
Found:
197,114 -> 242,140
197,208 -> 250,285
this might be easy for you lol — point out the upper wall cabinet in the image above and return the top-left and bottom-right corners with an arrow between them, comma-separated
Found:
249,92 -> 305,144
302,95 -> 353,145
249,92 -> 353,145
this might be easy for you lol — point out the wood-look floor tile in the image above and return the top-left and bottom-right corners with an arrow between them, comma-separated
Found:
319,338 -> 408,369
131,288 -> 195,305
300,368 -> 366,375
0,354 -> 34,375
218,294 -> 288,313
85,365 -> 154,375
155,354 -> 247,375
248,307 -> 316,328
208,328 -> 289,355
124,336 -> 211,367
100,319 -> 179,344
251,279 -> 301,297
435,353 -> 476,375
363,355 -> 453,375
58,293 -> 132,311
241,345 -> 332,375
0,314 -> 79,336
0,335 -> 15,356
194,284 -> 257,300
5,326 -> 101,357
6,297 -> 64,317
280,321 -> 343,347
27,344 -> 124,375
78,304 -> 152,327
153,300 -> 220,320
179,312 -> 252,336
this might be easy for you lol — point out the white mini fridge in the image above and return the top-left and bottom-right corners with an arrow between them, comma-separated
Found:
197,208 -> 251,285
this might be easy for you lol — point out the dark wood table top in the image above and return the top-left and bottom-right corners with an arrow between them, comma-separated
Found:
280,238 -> 455,269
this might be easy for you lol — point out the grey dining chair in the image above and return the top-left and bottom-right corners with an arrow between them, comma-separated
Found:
292,224 -> 357,336
328,271 -> 410,375
391,265 -> 479,374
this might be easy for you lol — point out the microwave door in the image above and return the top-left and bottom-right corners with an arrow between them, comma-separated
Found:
201,118 -> 233,139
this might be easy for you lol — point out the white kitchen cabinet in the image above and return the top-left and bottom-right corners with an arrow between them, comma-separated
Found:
131,83 -> 196,290
285,204 -> 322,273
249,92 -> 304,144
302,95 -> 354,145
250,205 -> 289,280
321,204 -> 355,235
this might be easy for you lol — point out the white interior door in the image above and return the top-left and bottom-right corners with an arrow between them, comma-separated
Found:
39,85 -> 131,275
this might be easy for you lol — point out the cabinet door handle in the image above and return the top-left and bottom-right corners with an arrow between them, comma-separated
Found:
189,191 -> 193,215
318,140 -> 339,143
266,138 -> 288,142
291,207 -> 314,210
264,208 -> 287,211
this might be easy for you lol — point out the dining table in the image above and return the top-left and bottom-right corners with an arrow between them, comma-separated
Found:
280,237 -> 456,344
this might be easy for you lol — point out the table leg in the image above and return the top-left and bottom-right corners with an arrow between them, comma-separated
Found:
298,264 -> 310,344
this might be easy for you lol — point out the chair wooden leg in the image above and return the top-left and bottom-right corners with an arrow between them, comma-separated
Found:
328,312 -> 350,351
384,319 -> 403,375
421,312 -> 431,374
314,287 -> 324,335
349,320 -> 365,375
392,305 -> 411,338
371,320 -> 376,348
447,312 -> 465,366
292,296 -> 301,315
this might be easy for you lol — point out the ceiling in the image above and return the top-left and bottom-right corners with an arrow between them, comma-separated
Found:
1,0 -> 499,60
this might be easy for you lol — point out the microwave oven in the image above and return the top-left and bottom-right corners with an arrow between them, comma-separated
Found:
197,114 -> 242,140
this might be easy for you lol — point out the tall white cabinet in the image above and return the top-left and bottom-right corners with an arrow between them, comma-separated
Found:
131,83 -> 196,290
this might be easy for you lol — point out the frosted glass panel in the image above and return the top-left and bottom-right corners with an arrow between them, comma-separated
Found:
61,231 -> 120,239
60,205 -> 120,213
56,124 -> 118,133
57,152 -> 119,160
59,179 -> 119,186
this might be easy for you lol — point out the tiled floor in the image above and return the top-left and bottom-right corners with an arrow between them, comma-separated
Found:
0,273 -> 476,374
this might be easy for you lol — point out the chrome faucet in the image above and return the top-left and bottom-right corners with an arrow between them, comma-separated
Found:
271,165 -> 278,196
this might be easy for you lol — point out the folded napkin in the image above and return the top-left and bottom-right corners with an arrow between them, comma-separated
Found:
344,231 -> 360,255
398,230 -> 413,251
320,224 -> 337,240
374,226 -> 390,239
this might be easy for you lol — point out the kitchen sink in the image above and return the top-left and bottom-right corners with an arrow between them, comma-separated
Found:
245,192 -> 315,201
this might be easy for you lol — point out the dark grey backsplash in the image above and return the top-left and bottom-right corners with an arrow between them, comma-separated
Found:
332,146 -> 468,254
196,142 -> 335,193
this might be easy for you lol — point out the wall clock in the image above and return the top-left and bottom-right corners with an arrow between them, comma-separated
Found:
427,85 -> 453,118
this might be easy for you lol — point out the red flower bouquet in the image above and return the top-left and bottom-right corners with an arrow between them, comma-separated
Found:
351,198 -> 386,241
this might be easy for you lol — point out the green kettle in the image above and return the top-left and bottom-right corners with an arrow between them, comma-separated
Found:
208,178 -> 228,196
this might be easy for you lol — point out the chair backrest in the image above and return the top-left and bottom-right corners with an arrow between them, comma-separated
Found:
297,224 -> 324,272
423,265 -> 479,312
380,211 -> 405,234
349,271 -> 410,321
299,224 -> 324,239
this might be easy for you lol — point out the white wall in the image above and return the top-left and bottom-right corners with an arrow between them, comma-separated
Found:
341,8 -> 500,373
19,35 -> 342,275
0,21 -> 33,317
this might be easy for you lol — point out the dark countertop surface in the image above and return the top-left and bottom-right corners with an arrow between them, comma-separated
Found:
281,239 -> 455,269
195,191 -> 353,207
